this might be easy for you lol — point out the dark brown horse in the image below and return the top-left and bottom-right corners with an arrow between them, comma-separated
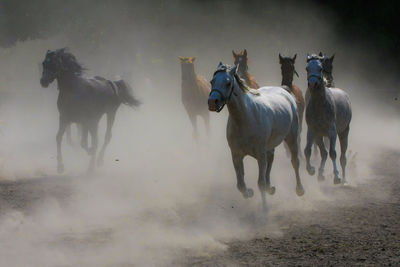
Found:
179,56 -> 211,139
279,54 -> 305,151
40,48 -> 140,173
232,49 -> 259,89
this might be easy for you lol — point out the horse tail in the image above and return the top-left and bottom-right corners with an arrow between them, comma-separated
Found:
114,80 -> 141,107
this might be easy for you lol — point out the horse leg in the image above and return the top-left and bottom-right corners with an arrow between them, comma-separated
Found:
257,153 -> 268,211
87,122 -> 99,173
232,152 -> 253,198
188,113 -> 198,140
304,129 -> 315,175
286,136 -> 304,196
97,111 -> 116,166
80,125 -> 89,153
328,126 -> 341,184
264,150 -> 276,194
56,118 -> 68,173
338,126 -> 350,185
66,124 -> 73,146
202,112 -> 210,137
315,136 -> 328,181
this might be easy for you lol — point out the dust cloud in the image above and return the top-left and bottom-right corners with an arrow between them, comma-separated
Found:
0,1 -> 399,266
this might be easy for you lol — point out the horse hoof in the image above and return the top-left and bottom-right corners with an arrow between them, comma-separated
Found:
342,179 -> 349,186
318,174 -> 325,182
307,166 -> 315,176
57,164 -> 64,174
243,188 -> 254,198
267,186 -> 276,195
296,186 -> 305,196
334,177 -> 341,185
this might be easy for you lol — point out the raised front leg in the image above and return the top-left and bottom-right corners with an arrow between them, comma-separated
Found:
232,152 -> 253,198
56,117 -> 68,173
315,136 -> 328,181
328,126 -> 341,184
97,111 -> 116,166
304,129 -> 315,175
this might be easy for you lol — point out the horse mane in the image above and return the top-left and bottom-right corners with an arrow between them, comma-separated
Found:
58,48 -> 86,75
234,72 -> 260,95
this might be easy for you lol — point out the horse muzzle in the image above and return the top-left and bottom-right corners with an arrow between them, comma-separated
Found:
208,98 -> 219,112
40,78 -> 50,88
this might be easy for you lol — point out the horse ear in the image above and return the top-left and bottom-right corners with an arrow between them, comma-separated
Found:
279,53 -> 283,64
232,50 -> 237,58
292,54 -> 297,62
191,57 -> 197,62
306,53 -> 310,61
178,56 -> 184,62
218,62 -> 223,68
330,54 -> 335,62
243,49 -> 247,57
318,52 -> 323,57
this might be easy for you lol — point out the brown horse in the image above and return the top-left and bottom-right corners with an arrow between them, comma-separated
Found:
232,49 -> 259,89
179,56 -> 211,139
279,54 -> 305,132
279,54 -> 305,155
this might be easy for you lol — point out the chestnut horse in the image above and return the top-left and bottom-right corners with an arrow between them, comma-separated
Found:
232,49 -> 259,89
179,56 -> 211,139
279,54 -> 305,136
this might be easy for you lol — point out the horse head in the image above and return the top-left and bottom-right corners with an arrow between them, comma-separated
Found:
279,53 -> 298,86
306,56 -> 324,92
232,49 -> 248,73
208,63 -> 238,112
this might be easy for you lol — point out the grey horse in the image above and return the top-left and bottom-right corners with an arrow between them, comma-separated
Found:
40,48 -> 140,173
208,63 -> 304,210
304,55 -> 352,184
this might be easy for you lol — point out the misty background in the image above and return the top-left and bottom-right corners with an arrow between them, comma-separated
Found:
0,0 -> 399,266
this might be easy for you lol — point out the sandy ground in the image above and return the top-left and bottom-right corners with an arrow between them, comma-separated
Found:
0,148 -> 399,266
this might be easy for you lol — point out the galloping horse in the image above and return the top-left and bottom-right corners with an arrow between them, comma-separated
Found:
304,55 -> 352,184
208,63 -> 304,210
232,49 -> 260,89
40,48 -> 140,173
179,56 -> 211,139
279,54 -> 305,153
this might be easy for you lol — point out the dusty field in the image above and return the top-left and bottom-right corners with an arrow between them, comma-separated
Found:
0,148 -> 399,266
181,150 -> 400,266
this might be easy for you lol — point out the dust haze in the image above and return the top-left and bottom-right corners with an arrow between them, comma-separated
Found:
0,1 -> 399,266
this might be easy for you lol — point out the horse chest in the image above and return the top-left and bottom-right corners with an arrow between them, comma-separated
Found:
306,102 -> 335,131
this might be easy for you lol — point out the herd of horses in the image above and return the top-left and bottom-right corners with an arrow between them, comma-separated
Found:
39,48 -> 351,210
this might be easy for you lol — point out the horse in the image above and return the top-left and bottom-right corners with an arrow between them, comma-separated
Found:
279,53 -> 305,155
208,63 -> 304,210
305,53 -> 337,155
40,48 -> 140,173
179,56 -> 211,139
304,55 -> 352,184
232,49 -> 260,89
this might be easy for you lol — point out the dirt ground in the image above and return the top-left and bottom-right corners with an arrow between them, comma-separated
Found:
180,150 -> 400,266
0,149 -> 399,266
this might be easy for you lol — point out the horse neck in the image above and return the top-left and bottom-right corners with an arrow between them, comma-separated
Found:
281,73 -> 293,87
181,64 -> 196,82
308,83 -> 328,104
237,65 -> 249,79
227,81 -> 252,122
56,72 -> 80,92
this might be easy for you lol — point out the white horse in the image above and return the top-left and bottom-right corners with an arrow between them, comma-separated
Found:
304,55 -> 352,184
208,63 -> 304,210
